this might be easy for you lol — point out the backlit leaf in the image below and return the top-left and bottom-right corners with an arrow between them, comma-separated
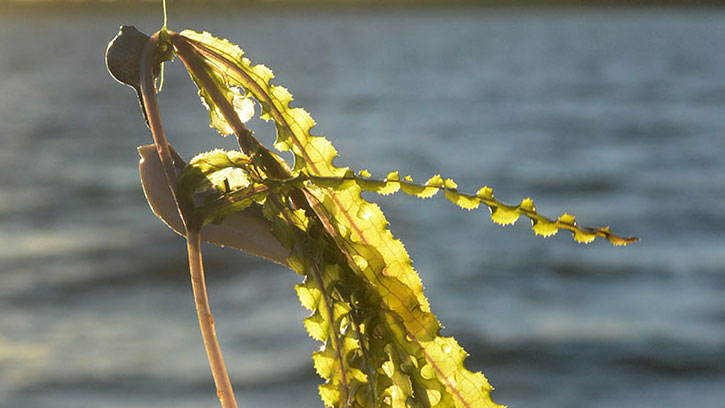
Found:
169,29 -> 637,408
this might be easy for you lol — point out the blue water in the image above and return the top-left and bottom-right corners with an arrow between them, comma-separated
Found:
1,6 -> 723,408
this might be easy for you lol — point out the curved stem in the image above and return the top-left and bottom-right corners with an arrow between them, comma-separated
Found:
187,228 -> 238,408
140,31 -> 191,227
141,31 -> 238,408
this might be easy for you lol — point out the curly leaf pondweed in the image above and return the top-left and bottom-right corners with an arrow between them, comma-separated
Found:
108,11 -> 636,408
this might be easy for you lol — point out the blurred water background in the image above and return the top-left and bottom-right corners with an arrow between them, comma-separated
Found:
1,5 -> 724,408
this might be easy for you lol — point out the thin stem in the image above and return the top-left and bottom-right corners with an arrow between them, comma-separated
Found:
139,31 -> 191,227
162,0 -> 168,30
187,228 -> 238,408
140,31 -> 238,408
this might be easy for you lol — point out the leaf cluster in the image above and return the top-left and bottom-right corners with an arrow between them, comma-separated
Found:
160,29 -> 637,408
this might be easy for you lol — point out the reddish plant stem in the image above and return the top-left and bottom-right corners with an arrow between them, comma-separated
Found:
186,228 -> 238,408
139,31 -> 190,225
140,30 -> 238,408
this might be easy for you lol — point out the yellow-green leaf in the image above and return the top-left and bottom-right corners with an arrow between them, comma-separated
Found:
173,30 -> 636,408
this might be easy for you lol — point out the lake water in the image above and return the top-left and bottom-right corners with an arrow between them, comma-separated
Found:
1,6 -> 723,408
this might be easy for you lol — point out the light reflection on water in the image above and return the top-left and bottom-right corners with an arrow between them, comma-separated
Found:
0,7 -> 724,408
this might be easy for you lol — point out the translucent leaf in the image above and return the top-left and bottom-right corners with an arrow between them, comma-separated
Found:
532,219 -> 559,237
178,30 -> 346,177
177,149 -> 271,223
490,205 -> 521,226
297,171 -> 637,246
178,149 -> 249,198
138,144 -> 289,264
400,175 -> 439,198
188,68 -> 251,135
171,30 -> 636,408
231,89 -> 255,123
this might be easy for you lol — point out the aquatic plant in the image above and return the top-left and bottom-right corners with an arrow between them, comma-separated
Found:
106,13 -> 636,408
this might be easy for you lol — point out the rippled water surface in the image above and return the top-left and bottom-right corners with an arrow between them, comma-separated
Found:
1,7 -> 724,408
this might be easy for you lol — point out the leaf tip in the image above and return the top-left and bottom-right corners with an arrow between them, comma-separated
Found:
557,213 -> 576,225
476,186 -> 494,200
519,197 -> 535,213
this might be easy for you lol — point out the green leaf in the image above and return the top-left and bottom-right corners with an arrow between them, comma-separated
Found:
180,149 -> 634,406
177,149 -> 274,224
400,175 -> 439,199
300,181 -> 504,408
171,30 -> 637,408
178,30 -> 346,177
187,60 -> 254,136
178,149 -> 251,197
300,171 -> 636,246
